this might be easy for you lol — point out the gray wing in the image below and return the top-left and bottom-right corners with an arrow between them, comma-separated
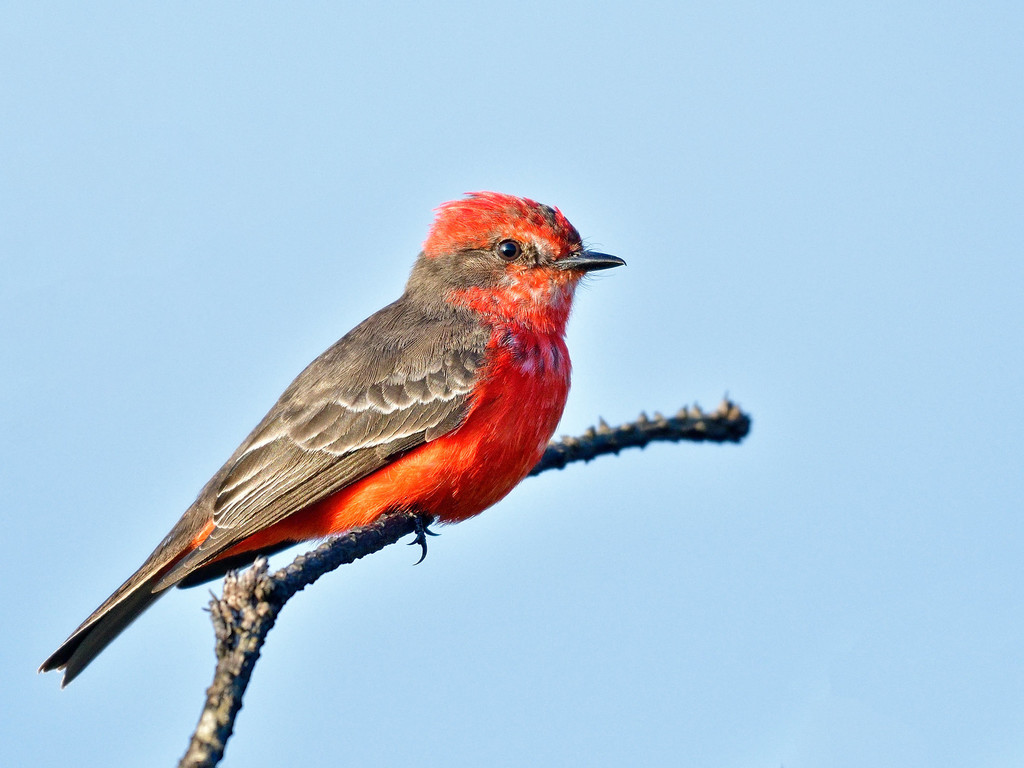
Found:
158,298 -> 488,584
41,297 -> 488,684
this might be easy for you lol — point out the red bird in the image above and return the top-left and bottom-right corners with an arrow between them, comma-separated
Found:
41,191 -> 624,685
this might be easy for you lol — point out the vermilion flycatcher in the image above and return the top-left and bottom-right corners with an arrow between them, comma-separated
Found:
41,191 -> 624,685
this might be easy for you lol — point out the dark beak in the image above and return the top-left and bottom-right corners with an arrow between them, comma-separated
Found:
554,251 -> 626,272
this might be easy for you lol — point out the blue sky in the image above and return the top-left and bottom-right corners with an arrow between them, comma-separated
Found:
3,3 -> 1022,766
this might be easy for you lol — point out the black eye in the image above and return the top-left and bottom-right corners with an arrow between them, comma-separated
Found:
497,239 -> 522,261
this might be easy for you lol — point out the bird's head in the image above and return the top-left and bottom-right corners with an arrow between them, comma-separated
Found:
409,192 -> 624,332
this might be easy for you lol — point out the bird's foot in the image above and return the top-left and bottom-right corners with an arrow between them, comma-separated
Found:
408,515 -> 439,565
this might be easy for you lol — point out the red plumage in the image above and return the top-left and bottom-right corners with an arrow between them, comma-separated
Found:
41,192 -> 623,686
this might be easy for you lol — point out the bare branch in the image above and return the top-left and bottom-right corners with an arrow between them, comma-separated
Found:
178,399 -> 751,768
531,399 -> 751,475
176,511 -> 423,768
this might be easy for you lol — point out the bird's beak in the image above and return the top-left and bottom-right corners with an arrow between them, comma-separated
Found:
554,251 -> 626,272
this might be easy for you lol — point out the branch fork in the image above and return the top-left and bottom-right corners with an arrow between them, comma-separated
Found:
178,400 -> 751,768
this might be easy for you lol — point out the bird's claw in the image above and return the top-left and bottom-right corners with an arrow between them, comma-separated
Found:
408,515 -> 439,565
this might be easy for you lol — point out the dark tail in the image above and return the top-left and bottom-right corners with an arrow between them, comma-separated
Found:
39,538 -> 288,685
39,574 -> 169,687
39,494 -> 289,686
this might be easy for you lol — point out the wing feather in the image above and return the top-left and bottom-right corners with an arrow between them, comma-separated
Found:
159,299 -> 489,583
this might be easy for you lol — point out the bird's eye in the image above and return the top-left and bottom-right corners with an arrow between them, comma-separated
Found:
497,239 -> 522,261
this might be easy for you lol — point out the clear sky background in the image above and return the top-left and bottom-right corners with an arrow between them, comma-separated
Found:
3,3 -> 1022,766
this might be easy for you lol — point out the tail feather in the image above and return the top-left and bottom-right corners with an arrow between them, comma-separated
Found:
40,532 -> 283,685
39,576 -> 167,687
40,501 -> 217,685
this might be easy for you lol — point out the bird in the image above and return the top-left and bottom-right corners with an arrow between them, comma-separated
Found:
40,191 -> 624,686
